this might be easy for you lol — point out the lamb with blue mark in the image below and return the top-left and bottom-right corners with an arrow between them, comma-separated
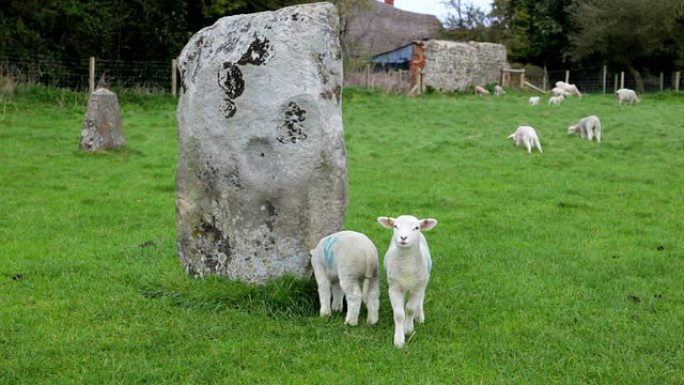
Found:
310,231 -> 380,326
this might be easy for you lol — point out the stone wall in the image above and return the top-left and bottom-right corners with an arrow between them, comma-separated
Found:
420,40 -> 509,92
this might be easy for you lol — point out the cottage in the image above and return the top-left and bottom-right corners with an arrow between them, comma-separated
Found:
373,40 -> 510,92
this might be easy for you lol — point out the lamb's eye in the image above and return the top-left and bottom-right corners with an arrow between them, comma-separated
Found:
393,225 -> 398,229
413,226 -> 420,231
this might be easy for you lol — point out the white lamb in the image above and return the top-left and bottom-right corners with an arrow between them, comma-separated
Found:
377,215 -> 438,348
548,94 -> 564,105
528,96 -> 540,105
568,115 -> 602,142
508,125 -> 543,153
616,88 -> 640,105
310,231 -> 380,326
494,85 -> 505,96
555,81 -> 582,97
551,87 -> 570,97
474,85 -> 489,96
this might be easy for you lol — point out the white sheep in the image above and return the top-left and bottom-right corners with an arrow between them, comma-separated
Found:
528,96 -> 540,105
377,215 -> 438,348
474,85 -> 489,96
551,87 -> 570,97
568,115 -> 602,142
616,88 -> 640,105
508,125 -> 543,153
555,81 -> 582,97
310,231 -> 380,326
548,94 -> 564,105
494,85 -> 505,96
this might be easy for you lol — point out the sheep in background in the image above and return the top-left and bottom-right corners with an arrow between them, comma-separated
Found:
529,96 -> 540,105
310,231 -> 380,326
474,85 -> 489,96
616,88 -> 640,105
377,215 -> 438,348
568,115 -> 602,142
508,125 -> 543,153
556,81 -> 582,97
494,85 -> 506,96
548,95 -> 564,105
552,87 -> 570,97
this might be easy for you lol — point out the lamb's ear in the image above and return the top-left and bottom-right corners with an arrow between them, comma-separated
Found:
377,217 -> 394,229
419,218 -> 438,231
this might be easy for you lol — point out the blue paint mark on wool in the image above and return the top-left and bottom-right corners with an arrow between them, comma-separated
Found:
323,236 -> 337,268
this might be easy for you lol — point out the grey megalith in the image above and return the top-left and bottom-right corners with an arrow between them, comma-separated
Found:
79,87 -> 125,151
175,2 -> 347,283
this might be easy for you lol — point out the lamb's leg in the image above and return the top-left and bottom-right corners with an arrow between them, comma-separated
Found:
586,126 -> 594,141
404,287 -> 426,336
524,137 -> 532,153
534,138 -> 543,153
388,285 -> 406,348
596,127 -> 601,143
340,277 -> 362,326
331,282 -> 343,312
312,263 -> 332,317
365,276 -> 380,325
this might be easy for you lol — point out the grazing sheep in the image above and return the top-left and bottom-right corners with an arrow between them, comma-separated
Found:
528,96 -> 540,106
310,231 -> 380,326
555,81 -> 582,97
548,95 -> 564,105
377,215 -> 438,348
494,85 -> 506,96
551,87 -> 570,97
568,115 -> 602,142
474,85 -> 489,96
616,88 -> 640,105
508,125 -> 543,153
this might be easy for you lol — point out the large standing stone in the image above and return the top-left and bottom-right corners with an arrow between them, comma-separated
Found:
79,87 -> 125,151
175,2 -> 347,283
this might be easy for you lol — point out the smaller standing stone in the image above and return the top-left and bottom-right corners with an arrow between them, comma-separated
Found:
79,87 -> 125,151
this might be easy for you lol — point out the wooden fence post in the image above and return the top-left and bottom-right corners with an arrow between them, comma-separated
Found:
620,71 -> 625,89
89,56 -> 95,93
543,65 -> 548,91
602,65 -> 607,94
564,70 -> 570,84
659,72 -> 664,92
520,69 -> 525,89
365,64 -> 370,89
614,74 -> 618,92
171,59 -> 177,97
676,72 -> 681,92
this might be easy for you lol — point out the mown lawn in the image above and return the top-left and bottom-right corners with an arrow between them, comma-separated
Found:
1,86 -> 683,384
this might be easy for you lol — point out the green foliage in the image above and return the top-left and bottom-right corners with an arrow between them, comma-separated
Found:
2,87 -> 684,384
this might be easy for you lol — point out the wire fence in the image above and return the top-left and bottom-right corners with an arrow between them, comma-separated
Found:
1,56 -> 682,95
0,56 -> 173,93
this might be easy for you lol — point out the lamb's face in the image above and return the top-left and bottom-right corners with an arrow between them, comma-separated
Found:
378,215 -> 438,249
568,125 -> 577,134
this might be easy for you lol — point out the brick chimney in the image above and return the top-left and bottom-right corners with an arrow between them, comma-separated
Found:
384,0 -> 394,6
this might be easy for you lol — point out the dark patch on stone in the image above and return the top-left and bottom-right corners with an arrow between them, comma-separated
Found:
291,13 -> 299,21
225,167 -> 243,190
320,85 -> 342,103
264,200 -> 277,232
220,98 -> 237,119
193,217 -> 233,264
217,62 -> 244,99
277,102 -> 307,144
237,37 -> 271,66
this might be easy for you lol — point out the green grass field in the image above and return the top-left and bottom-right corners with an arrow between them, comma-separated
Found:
1,86 -> 683,384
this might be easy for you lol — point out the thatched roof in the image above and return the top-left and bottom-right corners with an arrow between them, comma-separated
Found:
343,0 -> 443,58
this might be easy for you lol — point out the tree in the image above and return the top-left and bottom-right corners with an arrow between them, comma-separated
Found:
441,0 -> 491,42
570,0 -> 684,92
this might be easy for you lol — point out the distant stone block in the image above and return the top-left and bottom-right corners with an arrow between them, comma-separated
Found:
175,2 -> 347,283
79,88 -> 125,151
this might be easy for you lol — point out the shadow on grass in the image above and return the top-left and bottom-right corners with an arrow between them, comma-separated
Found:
139,274 -> 320,319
